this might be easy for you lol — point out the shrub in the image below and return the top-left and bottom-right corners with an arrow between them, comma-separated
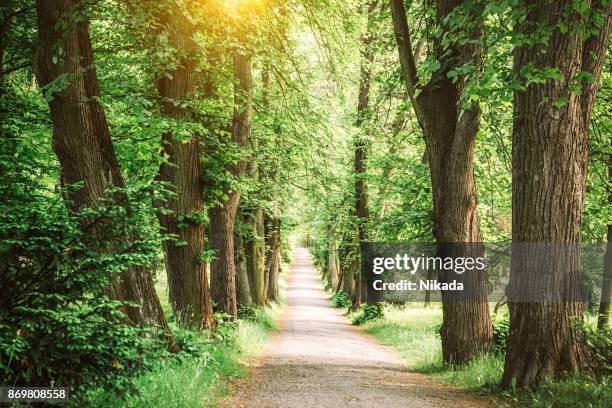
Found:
237,305 -> 258,321
0,144 -> 170,396
330,291 -> 352,308
352,303 -> 385,325
492,317 -> 510,353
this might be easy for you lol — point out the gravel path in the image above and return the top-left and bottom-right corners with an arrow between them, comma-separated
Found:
223,248 -> 492,408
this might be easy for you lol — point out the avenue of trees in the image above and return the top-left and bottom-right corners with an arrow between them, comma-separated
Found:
307,0 -> 611,391
0,0 -> 610,403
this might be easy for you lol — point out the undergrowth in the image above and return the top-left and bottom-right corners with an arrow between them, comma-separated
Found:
364,304 -> 610,408
330,291 -> 351,308
79,304 -> 281,407
352,303 -> 384,325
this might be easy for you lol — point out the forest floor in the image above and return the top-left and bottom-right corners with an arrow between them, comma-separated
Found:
222,248 -> 493,408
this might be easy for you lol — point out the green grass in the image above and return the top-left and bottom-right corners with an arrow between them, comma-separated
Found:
78,269 -> 286,408
364,304 -> 610,408
80,304 -> 281,407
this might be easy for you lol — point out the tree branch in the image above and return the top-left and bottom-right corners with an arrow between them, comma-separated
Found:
389,0 -> 419,99
580,0 -> 612,125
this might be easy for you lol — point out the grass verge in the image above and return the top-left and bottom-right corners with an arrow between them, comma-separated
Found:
363,304 -> 610,408
80,304 -> 281,407
79,270 -> 286,408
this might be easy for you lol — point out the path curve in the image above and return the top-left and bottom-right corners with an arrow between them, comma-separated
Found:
224,248 -> 492,408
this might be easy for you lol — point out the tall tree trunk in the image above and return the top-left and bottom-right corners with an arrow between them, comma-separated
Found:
234,226 -> 252,307
352,0 -> 378,309
209,52 -> 252,318
598,157 -> 612,329
245,208 -> 267,305
241,66 -> 271,306
153,6 -> 215,330
265,213 -> 282,302
501,0 -> 611,388
328,238 -> 340,291
342,267 -> 354,295
34,0 -> 175,346
339,238 -> 355,295
390,0 -> 492,364
598,224 -> 612,329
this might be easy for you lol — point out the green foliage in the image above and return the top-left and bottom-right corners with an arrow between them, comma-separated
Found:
237,305 -> 258,321
575,321 -> 612,378
500,376 -> 610,408
366,305 -> 610,407
352,303 -> 385,325
330,291 -> 352,308
80,304 -> 280,407
492,317 -> 510,354
0,88 -> 173,395
0,183 -> 169,394
1,0 -> 610,403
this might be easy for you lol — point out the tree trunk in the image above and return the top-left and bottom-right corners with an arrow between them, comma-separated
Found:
390,0 -> 492,364
245,208 -> 267,305
234,226 -> 252,307
209,196 -> 239,317
265,214 -> 282,302
328,238 -> 340,291
153,5 -> 215,330
597,156 -> 612,329
34,0 -> 175,346
598,224 -> 611,328
342,266 -> 354,295
339,238 -> 355,295
501,0 -> 611,387
352,0 -> 378,309
209,52 -> 252,318
334,269 -> 344,294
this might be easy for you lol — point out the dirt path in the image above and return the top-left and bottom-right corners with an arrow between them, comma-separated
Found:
224,248 -> 492,408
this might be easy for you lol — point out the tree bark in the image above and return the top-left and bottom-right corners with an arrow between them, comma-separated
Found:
208,52 -> 252,318
265,213 -> 282,302
234,225 -> 252,307
598,224 -> 611,328
597,154 -> 612,329
339,237 -> 355,295
328,238 -> 340,291
501,0 -> 611,387
245,208 -> 267,305
208,197 -> 239,317
240,66 -> 271,306
34,0 -> 175,346
390,0 -> 492,364
153,5 -> 215,330
352,0 -> 378,309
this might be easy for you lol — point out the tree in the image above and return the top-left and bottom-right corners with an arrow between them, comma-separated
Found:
351,0 -> 378,309
245,207 -> 267,305
501,0 -> 611,387
389,0 -> 492,364
598,221 -> 611,329
209,51 -> 252,317
242,65 -> 273,307
151,1 -> 215,330
34,0 -> 175,343
234,222 -> 253,306
265,211 -> 282,301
